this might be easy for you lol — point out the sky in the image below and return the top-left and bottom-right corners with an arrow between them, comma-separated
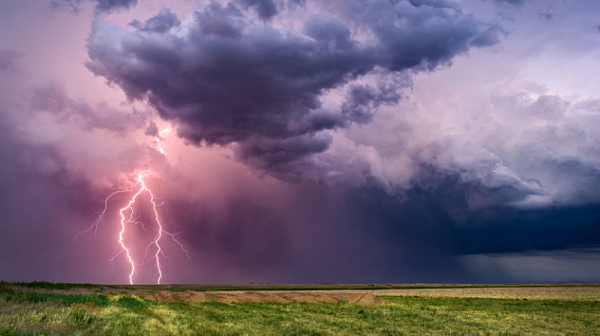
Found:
0,0 -> 599,284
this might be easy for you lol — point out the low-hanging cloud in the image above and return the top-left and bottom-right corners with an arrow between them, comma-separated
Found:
86,0 -> 501,181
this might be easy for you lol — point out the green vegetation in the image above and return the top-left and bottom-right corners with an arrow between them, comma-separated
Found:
0,282 -> 599,335
2,282 -> 98,291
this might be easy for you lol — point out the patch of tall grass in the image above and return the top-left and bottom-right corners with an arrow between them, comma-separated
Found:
3,292 -> 109,306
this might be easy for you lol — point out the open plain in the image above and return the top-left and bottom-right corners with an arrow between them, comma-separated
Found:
1,282 -> 599,335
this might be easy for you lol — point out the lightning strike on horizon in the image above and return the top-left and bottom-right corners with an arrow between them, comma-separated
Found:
94,171 -> 190,284
80,128 -> 189,284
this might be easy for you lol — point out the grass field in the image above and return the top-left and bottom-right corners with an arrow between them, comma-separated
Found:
1,282 -> 599,335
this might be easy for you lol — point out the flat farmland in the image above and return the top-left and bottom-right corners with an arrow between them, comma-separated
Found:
325,285 -> 600,300
1,282 -> 598,335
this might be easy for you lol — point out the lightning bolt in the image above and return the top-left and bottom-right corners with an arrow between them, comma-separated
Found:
78,127 -> 188,284
89,170 -> 190,284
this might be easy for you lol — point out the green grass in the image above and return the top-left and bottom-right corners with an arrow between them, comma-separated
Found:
2,282 -> 97,291
0,283 -> 599,335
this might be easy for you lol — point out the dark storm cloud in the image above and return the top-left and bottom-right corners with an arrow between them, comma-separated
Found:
453,204 -> 600,255
239,0 -> 278,20
341,82 -> 403,124
410,163 -> 540,218
129,9 -> 181,33
237,0 -> 311,20
235,134 -> 332,169
94,0 -> 137,12
358,1 -> 502,70
86,0 -> 500,179
327,178 -> 600,281
0,50 -> 21,72
49,0 -> 137,14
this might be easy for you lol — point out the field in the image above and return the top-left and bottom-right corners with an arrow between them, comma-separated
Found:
1,282 -> 599,335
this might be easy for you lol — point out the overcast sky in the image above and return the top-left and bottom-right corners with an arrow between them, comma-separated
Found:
0,0 -> 599,284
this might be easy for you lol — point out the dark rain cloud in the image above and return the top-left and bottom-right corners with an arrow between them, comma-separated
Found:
315,177 -> 600,281
86,0 -> 501,180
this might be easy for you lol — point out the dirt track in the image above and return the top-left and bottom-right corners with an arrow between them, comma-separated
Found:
145,290 -> 388,305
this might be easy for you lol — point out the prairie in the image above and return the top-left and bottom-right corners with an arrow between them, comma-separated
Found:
1,282 -> 599,335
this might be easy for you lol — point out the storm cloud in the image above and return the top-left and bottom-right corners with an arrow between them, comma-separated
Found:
239,0 -> 278,20
86,0 -> 500,179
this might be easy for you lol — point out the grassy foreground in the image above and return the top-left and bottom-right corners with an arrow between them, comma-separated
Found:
1,282 -> 599,335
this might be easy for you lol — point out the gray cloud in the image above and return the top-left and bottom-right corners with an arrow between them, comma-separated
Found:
290,74 -> 600,212
86,0 -> 499,180
239,0 -> 278,20
236,0 -> 312,20
129,9 -> 180,33
480,91 -> 600,206
30,82 -> 151,135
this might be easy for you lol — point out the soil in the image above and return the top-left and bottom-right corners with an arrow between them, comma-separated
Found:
144,290 -> 388,305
